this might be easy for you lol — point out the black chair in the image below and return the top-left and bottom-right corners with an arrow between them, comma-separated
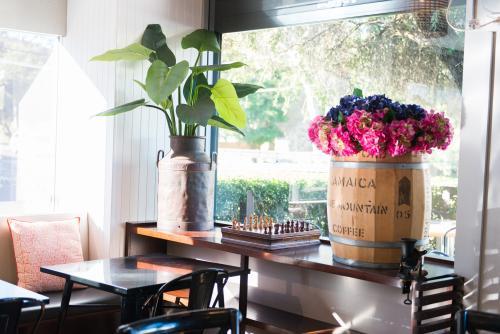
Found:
456,310 -> 500,333
117,308 -> 240,334
0,298 -> 45,334
142,269 -> 229,317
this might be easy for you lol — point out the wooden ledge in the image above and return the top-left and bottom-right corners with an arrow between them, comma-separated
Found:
127,222 -> 454,288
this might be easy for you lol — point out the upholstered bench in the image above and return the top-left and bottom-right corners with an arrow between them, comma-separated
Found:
0,214 -> 121,334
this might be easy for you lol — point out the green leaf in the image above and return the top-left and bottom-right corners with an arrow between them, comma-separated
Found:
176,96 -> 216,126
181,29 -> 220,52
233,83 -> 263,98
183,73 -> 209,102
383,109 -> 395,123
191,62 -> 245,74
146,60 -> 189,105
353,88 -> 363,97
95,99 -> 146,116
210,79 -> 246,129
90,43 -> 153,62
134,80 -> 147,92
141,24 -> 176,66
208,115 -> 245,136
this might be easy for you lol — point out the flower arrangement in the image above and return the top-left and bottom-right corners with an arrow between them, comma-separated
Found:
308,90 -> 453,157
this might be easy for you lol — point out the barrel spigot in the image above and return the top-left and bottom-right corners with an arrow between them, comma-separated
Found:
399,238 -> 427,305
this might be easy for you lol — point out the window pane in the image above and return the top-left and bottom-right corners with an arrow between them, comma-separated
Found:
217,10 -> 464,258
0,30 -> 59,213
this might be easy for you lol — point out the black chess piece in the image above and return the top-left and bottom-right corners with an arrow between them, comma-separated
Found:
285,221 -> 290,233
264,226 -> 268,234
295,221 -> 299,232
300,221 -> 305,232
280,223 -> 284,234
274,224 -> 279,235
305,222 -> 310,231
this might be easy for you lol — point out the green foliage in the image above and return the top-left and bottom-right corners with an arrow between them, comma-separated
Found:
94,99 -> 146,116
192,62 -> 245,74
210,79 -> 246,129
92,26 -> 258,137
353,88 -> 363,97
233,83 -> 263,98
141,24 -> 176,66
208,116 -> 245,136
176,96 -> 215,126
216,179 -> 289,221
145,60 -> 189,105
181,29 -> 221,52
90,43 -> 153,61
431,185 -> 457,221
243,90 -> 286,148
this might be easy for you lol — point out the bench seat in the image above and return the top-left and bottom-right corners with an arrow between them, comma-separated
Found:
19,288 -> 121,334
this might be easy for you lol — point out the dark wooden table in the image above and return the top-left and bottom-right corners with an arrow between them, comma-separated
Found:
40,254 -> 243,333
0,279 -> 49,306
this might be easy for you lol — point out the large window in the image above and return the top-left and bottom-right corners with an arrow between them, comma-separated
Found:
0,30 -> 59,213
216,10 -> 464,257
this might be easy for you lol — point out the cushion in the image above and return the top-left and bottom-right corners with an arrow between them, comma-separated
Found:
8,218 -> 84,292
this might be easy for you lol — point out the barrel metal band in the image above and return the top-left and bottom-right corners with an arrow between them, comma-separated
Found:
332,254 -> 400,269
330,161 -> 429,170
329,233 -> 428,248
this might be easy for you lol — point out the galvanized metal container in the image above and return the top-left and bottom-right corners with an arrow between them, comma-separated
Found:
157,136 -> 215,231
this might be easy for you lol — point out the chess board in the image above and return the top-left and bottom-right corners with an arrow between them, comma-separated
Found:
221,218 -> 321,251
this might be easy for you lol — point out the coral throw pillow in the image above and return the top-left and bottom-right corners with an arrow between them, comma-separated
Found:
8,218 -> 84,292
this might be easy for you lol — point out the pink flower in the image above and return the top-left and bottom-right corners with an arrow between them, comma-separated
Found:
386,119 -> 417,157
413,111 -> 453,154
330,125 -> 359,156
308,116 -> 333,155
346,110 -> 386,157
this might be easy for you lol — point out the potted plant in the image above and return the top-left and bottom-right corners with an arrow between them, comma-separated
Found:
308,89 -> 453,268
92,24 -> 261,231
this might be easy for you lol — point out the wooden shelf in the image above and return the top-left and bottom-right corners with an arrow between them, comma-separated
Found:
127,223 -> 454,288
229,299 -> 360,334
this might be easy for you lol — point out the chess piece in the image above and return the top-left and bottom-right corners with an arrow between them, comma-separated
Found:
305,222 -> 310,231
264,225 -> 268,234
285,221 -> 290,233
274,223 -> 279,235
295,221 -> 299,232
280,223 -> 284,234
259,216 -> 264,230
243,217 -> 247,230
300,221 -> 305,232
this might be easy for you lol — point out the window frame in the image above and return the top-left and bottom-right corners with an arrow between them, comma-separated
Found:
208,0 -> 461,264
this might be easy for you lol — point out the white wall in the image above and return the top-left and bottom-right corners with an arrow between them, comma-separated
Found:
57,0 -> 206,259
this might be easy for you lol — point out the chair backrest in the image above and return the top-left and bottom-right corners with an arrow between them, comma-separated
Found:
456,310 -> 500,333
117,308 -> 241,334
146,269 -> 229,317
411,275 -> 464,333
0,299 -> 22,334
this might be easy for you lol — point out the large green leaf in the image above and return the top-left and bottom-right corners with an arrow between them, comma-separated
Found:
191,62 -> 245,74
208,115 -> 245,136
233,83 -> 263,98
176,96 -> 216,126
183,73 -> 209,102
146,60 -> 189,105
181,29 -> 220,52
210,79 -> 246,129
141,24 -> 176,66
91,43 -> 153,62
95,99 -> 146,116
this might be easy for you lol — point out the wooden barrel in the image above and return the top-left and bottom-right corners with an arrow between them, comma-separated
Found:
327,153 -> 430,269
